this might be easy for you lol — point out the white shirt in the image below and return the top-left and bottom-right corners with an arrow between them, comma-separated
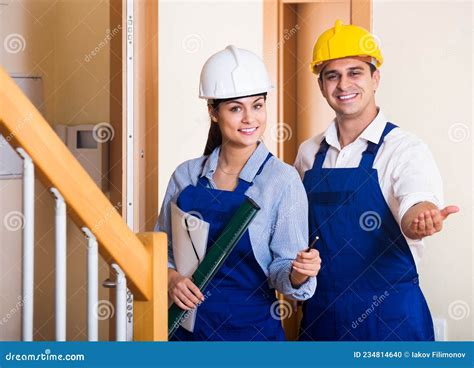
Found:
294,109 -> 444,265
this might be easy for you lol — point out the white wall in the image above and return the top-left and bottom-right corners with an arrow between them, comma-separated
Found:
373,0 -> 473,340
0,179 -> 22,339
158,0 -> 263,202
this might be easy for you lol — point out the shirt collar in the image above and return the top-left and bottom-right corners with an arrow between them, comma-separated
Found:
322,108 -> 388,149
201,141 -> 270,183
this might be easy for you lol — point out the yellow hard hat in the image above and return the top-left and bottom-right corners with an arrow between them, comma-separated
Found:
310,20 -> 383,75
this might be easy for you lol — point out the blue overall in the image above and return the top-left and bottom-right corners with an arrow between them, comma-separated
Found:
172,153 -> 286,341
300,123 -> 434,341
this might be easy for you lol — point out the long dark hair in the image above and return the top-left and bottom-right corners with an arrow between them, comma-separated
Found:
203,93 -> 267,155
204,98 -> 222,156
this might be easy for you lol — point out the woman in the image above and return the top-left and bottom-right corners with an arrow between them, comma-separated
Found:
156,45 -> 320,341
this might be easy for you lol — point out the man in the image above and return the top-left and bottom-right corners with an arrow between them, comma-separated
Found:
295,20 -> 459,341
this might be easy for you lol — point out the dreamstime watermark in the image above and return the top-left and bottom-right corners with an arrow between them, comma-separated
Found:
270,203 -> 300,235
4,349 -> 85,362
351,291 -> 390,329
270,123 -> 293,144
448,123 -> 470,143
181,211 -> 204,232
275,24 -> 300,51
3,211 -> 25,231
359,33 -> 382,55
174,290 -> 212,328
92,122 -> 115,143
359,211 -> 381,231
270,299 -> 293,320
92,202 -> 122,233
94,300 -> 115,320
182,34 -> 203,54
448,300 -> 470,321
84,25 -> 121,63
0,113 -> 33,150
0,296 -> 24,326
3,33 -> 26,54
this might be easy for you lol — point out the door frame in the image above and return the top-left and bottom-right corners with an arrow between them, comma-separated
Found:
109,0 -> 158,233
263,0 -> 372,340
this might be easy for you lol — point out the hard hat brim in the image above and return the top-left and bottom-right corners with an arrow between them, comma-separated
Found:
312,55 -> 381,75
199,86 -> 274,100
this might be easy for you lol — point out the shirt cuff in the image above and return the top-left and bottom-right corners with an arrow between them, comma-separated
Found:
276,265 -> 317,301
168,260 -> 177,270
398,192 -> 443,224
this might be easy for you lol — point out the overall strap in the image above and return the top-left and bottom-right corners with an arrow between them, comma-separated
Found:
234,152 -> 273,194
312,138 -> 330,170
359,122 -> 398,169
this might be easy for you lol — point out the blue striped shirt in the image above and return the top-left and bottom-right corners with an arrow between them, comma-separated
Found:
155,142 -> 316,300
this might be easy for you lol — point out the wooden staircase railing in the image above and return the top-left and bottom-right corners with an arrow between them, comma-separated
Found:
0,67 -> 167,341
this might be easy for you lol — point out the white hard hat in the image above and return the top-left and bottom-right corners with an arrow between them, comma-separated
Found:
199,45 -> 274,100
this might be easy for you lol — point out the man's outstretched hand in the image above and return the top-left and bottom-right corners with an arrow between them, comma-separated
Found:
402,202 -> 459,240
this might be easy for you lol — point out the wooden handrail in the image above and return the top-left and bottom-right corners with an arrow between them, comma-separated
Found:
0,67 -> 153,301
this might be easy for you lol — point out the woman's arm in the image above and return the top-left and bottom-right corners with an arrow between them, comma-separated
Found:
154,173 -> 179,270
267,169 -> 318,301
155,168 -> 204,310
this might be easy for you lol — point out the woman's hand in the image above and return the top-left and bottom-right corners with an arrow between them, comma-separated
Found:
168,269 -> 205,311
290,249 -> 321,288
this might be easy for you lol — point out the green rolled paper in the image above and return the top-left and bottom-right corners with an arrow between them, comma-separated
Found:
168,197 -> 260,338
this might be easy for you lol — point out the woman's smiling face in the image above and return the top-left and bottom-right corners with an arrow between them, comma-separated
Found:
209,95 -> 267,148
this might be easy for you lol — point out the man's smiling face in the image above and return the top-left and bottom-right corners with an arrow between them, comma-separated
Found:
318,57 -> 380,120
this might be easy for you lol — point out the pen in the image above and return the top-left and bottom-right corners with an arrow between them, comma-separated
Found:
306,236 -> 319,252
